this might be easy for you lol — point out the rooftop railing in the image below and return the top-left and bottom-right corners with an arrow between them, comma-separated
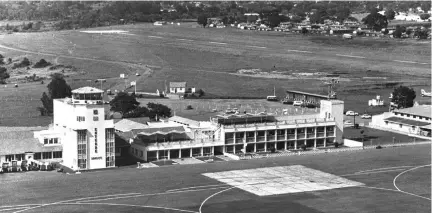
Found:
223,117 -> 335,129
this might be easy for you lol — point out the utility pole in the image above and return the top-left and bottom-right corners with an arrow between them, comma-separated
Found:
96,79 -> 106,91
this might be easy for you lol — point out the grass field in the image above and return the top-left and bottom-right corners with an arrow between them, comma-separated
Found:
344,126 -> 428,145
0,22 -> 429,126
0,144 -> 430,213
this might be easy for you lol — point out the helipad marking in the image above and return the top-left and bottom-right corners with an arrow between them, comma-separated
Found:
203,165 -> 364,196
335,54 -> 366,59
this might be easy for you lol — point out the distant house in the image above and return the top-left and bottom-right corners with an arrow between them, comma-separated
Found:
169,82 -> 187,94
207,18 -> 222,26
169,82 -> 196,94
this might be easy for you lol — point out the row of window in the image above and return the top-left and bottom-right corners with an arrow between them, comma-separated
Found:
228,127 -> 334,138
94,128 -> 98,154
5,152 -> 62,161
395,113 -> 431,121
44,138 -> 60,145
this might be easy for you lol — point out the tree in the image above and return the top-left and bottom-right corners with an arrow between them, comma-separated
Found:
420,14 -> 431,21
39,73 -> 72,114
385,9 -> 395,21
393,25 -> 403,38
196,89 -> 205,97
267,15 -> 281,28
362,9 -> 388,31
197,14 -> 208,27
301,27 -> 308,35
414,27 -> 428,39
0,67 -> 10,84
147,102 -> 171,120
47,73 -> 72,99
391,86 -> 416,109
110,92 -> 140,115
39,92 -> 53,115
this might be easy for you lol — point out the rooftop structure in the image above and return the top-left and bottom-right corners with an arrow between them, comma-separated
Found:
394,105 -> 431,119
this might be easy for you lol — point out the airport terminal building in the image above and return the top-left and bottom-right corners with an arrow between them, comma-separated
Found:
0,87 -> 345,168
127,100 -> 344,161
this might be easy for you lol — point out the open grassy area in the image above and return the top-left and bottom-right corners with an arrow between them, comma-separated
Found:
343,126 -> 428,145
0,23 -> 429,126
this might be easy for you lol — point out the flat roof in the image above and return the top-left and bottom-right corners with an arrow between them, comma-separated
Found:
169,116 -> 200,127
384,116 -> 430,127
395,105 -> 431,119
114,119 -> 148,132
72,87 -> 104,94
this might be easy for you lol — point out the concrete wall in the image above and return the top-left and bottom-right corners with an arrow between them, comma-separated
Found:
343,139 -> 363,147
320,100 -> 344,144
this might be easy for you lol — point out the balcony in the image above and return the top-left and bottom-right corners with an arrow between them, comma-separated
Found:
297,134 -> 306,139
256,136 -> 266,142
317,132 -> 325,137
226,138 -> 234,144
235,138 -> 244,144
307,133 -> 316,138
287,134 -> 296,140
277,135 -> 285,141
266,135 -> 276,141
246,137 -> 255,142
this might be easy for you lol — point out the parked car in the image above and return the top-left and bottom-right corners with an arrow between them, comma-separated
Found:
345,111 -> 359,116
293,101 -> 303,107
344,120 -> 353,125
361,114 -> 372,119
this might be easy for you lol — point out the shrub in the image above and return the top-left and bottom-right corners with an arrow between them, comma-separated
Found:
334,143 -> 339,148
33,59 -> 51,68
376,145 -> 382,149
354,124 -> 359,129
186,105 -> 193,110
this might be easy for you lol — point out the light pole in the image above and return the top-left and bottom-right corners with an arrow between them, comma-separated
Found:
96,79 -> 106,91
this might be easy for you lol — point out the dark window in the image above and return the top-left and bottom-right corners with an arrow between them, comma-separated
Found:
93,116 -> 99,121
34,153 -> 41,160
93,110 -> 98,115
53,151 -> 62,158
44,138 -> 48,144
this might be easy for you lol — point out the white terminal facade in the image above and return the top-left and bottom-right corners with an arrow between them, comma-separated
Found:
39,87 -> 115,170
128,100 -> 344,162
0,86 -> 345,168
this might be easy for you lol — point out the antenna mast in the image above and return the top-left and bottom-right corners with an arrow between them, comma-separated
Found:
324,78 -> 339,100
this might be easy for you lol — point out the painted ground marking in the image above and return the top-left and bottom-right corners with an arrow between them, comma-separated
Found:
287,50 -> 312,53
209,42 -> 227,45
335,54 -> 366,59
203,165 -> 364,196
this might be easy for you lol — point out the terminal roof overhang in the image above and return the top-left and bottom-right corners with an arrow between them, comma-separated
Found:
131,126 -> 186,136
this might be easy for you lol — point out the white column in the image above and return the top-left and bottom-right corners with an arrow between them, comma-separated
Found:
179,149 -> 182,158
200,147 -> 204,156
233,145 -> 236,154
314,139 -> 317,148
254,143 -> 257,152
254,131 -> 257,142
294,141 -> 297,149
264,142 -> 267,152
190,148 -> 193,157
156,150 -> 159,160
264,130 -> 267,141
167,150 -> 171,160
284,141 -> 287,150
324,139 -> 327,148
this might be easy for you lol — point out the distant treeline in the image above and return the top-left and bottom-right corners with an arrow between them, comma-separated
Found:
0,1 -> 430,30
